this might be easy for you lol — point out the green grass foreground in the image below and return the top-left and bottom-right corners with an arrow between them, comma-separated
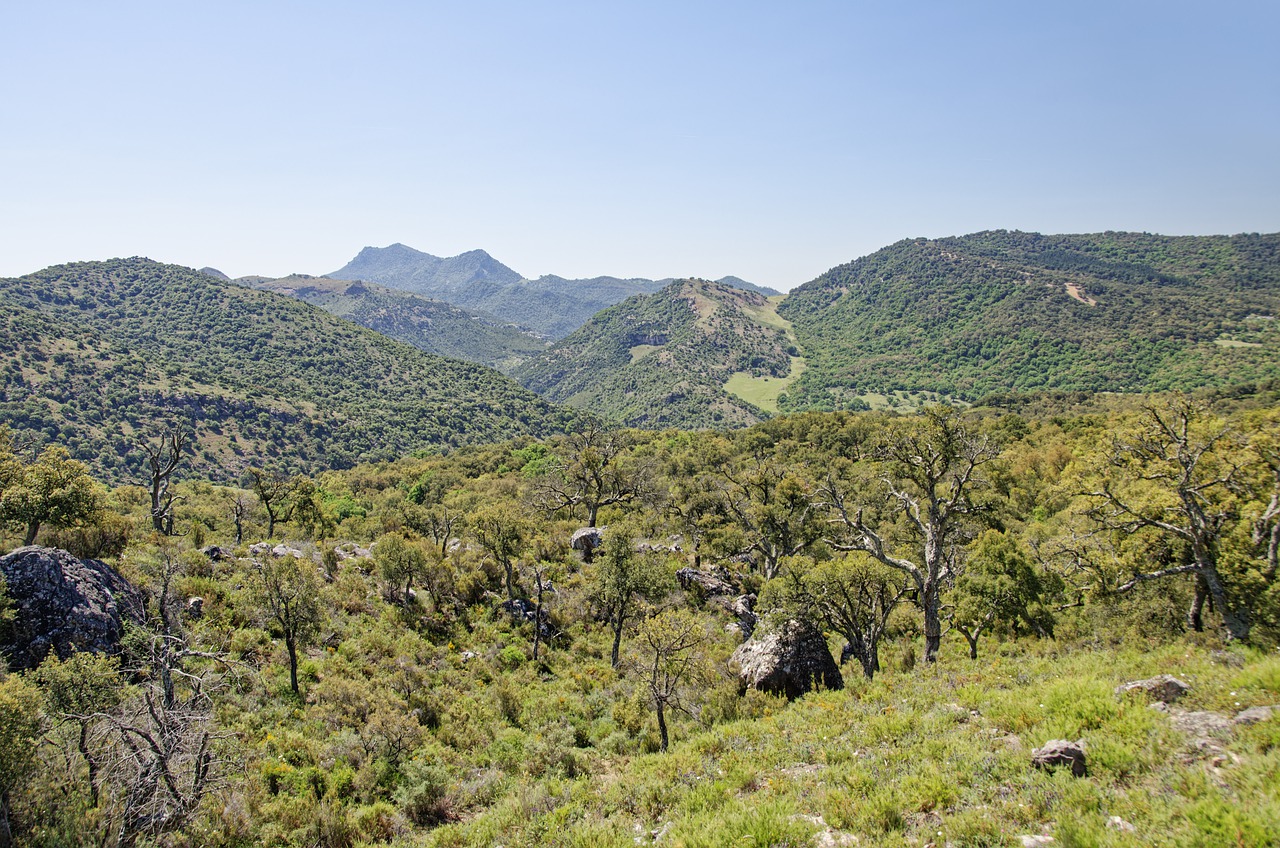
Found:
370,638 -> 1280,848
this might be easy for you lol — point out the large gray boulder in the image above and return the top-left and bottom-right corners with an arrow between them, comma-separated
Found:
0,546 -> 145,670
731,619 -> 843,699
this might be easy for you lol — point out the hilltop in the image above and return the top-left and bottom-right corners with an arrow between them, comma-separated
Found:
514,278 -> 801,428
778,230 -> 1280,410
328,244 -> 775,339
239,274 -> 549,373
0,258 -> 577,483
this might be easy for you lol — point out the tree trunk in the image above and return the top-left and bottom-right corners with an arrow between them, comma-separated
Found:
587,502 -> 600,528
286,638 -> 299,695
1196,559 -> 1250,641
656,700 -> 669,752
266,508 -> 276,540
1188,576 -> 1208,632
922,579 -> 942,663
846,632 -> 876,680
958,625 -> 980,660
611,599 -> 627,668
81,724 -> 101,807
23,521 -> 39,546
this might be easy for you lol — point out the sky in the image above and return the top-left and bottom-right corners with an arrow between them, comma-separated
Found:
2,1 -> 1278,290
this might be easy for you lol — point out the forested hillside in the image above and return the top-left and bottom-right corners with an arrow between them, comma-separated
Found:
241,274 -> 548,372
779,231 -> 1280,410
514,279 -> 800,428
0,259 -> 577,484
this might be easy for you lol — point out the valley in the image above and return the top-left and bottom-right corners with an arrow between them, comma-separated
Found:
1,231 -> 1279,848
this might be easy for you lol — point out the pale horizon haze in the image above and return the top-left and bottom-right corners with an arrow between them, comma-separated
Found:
2,1 -> 1278,290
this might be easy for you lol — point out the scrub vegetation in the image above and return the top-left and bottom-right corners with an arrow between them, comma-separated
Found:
2,391 -> 1280,847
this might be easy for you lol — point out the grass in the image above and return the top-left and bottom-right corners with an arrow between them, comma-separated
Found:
724,357 -> 806,414
419,638 -> 1280,848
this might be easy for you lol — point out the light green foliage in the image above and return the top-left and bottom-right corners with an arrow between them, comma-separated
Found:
373,533 -> 428,606
253,555 -> 323,696
0,445 -> 103,545
3,395 -> 1280,846
766,552 -> 907,678
953,529 -> 1063,657
634,608 -> 714,752
590,524 -> 673,666
0,673 -> 43,840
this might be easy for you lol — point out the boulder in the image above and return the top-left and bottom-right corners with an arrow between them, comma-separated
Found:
0,546 -> 145,670
676,568 -> 737,597
1115,674 -> 1189,703
570,527 -> 605,553
1031,738 -> 1087,777
201,545 -> 231,562
731,619 -> 843,699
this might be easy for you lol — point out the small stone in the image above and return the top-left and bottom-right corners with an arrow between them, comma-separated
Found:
1106,816 -> 1136,833
1020,836 -> 1055,847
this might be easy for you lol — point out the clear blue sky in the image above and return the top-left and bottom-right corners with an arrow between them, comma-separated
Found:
2,1 -> 1277,290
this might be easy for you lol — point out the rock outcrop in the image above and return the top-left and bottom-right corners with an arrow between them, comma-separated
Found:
0,546 -> 145,670
676,568 -> 737,597
731,619 -> 843,699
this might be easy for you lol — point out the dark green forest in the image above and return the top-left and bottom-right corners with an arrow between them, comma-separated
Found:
0,260 -> 578,485
778,231 -> 1280,410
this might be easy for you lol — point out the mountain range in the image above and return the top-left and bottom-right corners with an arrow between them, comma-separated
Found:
2,230 -> 1277,470
327,243 -> 779,339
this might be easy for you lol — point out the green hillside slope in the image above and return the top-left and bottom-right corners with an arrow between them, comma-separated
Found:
778,230 -> 1280,410
0,259 -> 577,483
242,274 -> 549,372
514,279 -> 800,428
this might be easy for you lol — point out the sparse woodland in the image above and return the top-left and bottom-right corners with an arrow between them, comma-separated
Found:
2,392 -> 1280,847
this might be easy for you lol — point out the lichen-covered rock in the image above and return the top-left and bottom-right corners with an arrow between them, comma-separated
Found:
0,546 -> 144,670
1031,738 -> 1087,777
1115,675 -> 1189,703
730,619 -> 843,699
676,568 -> 737,597
1234,705 -> 1277,725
